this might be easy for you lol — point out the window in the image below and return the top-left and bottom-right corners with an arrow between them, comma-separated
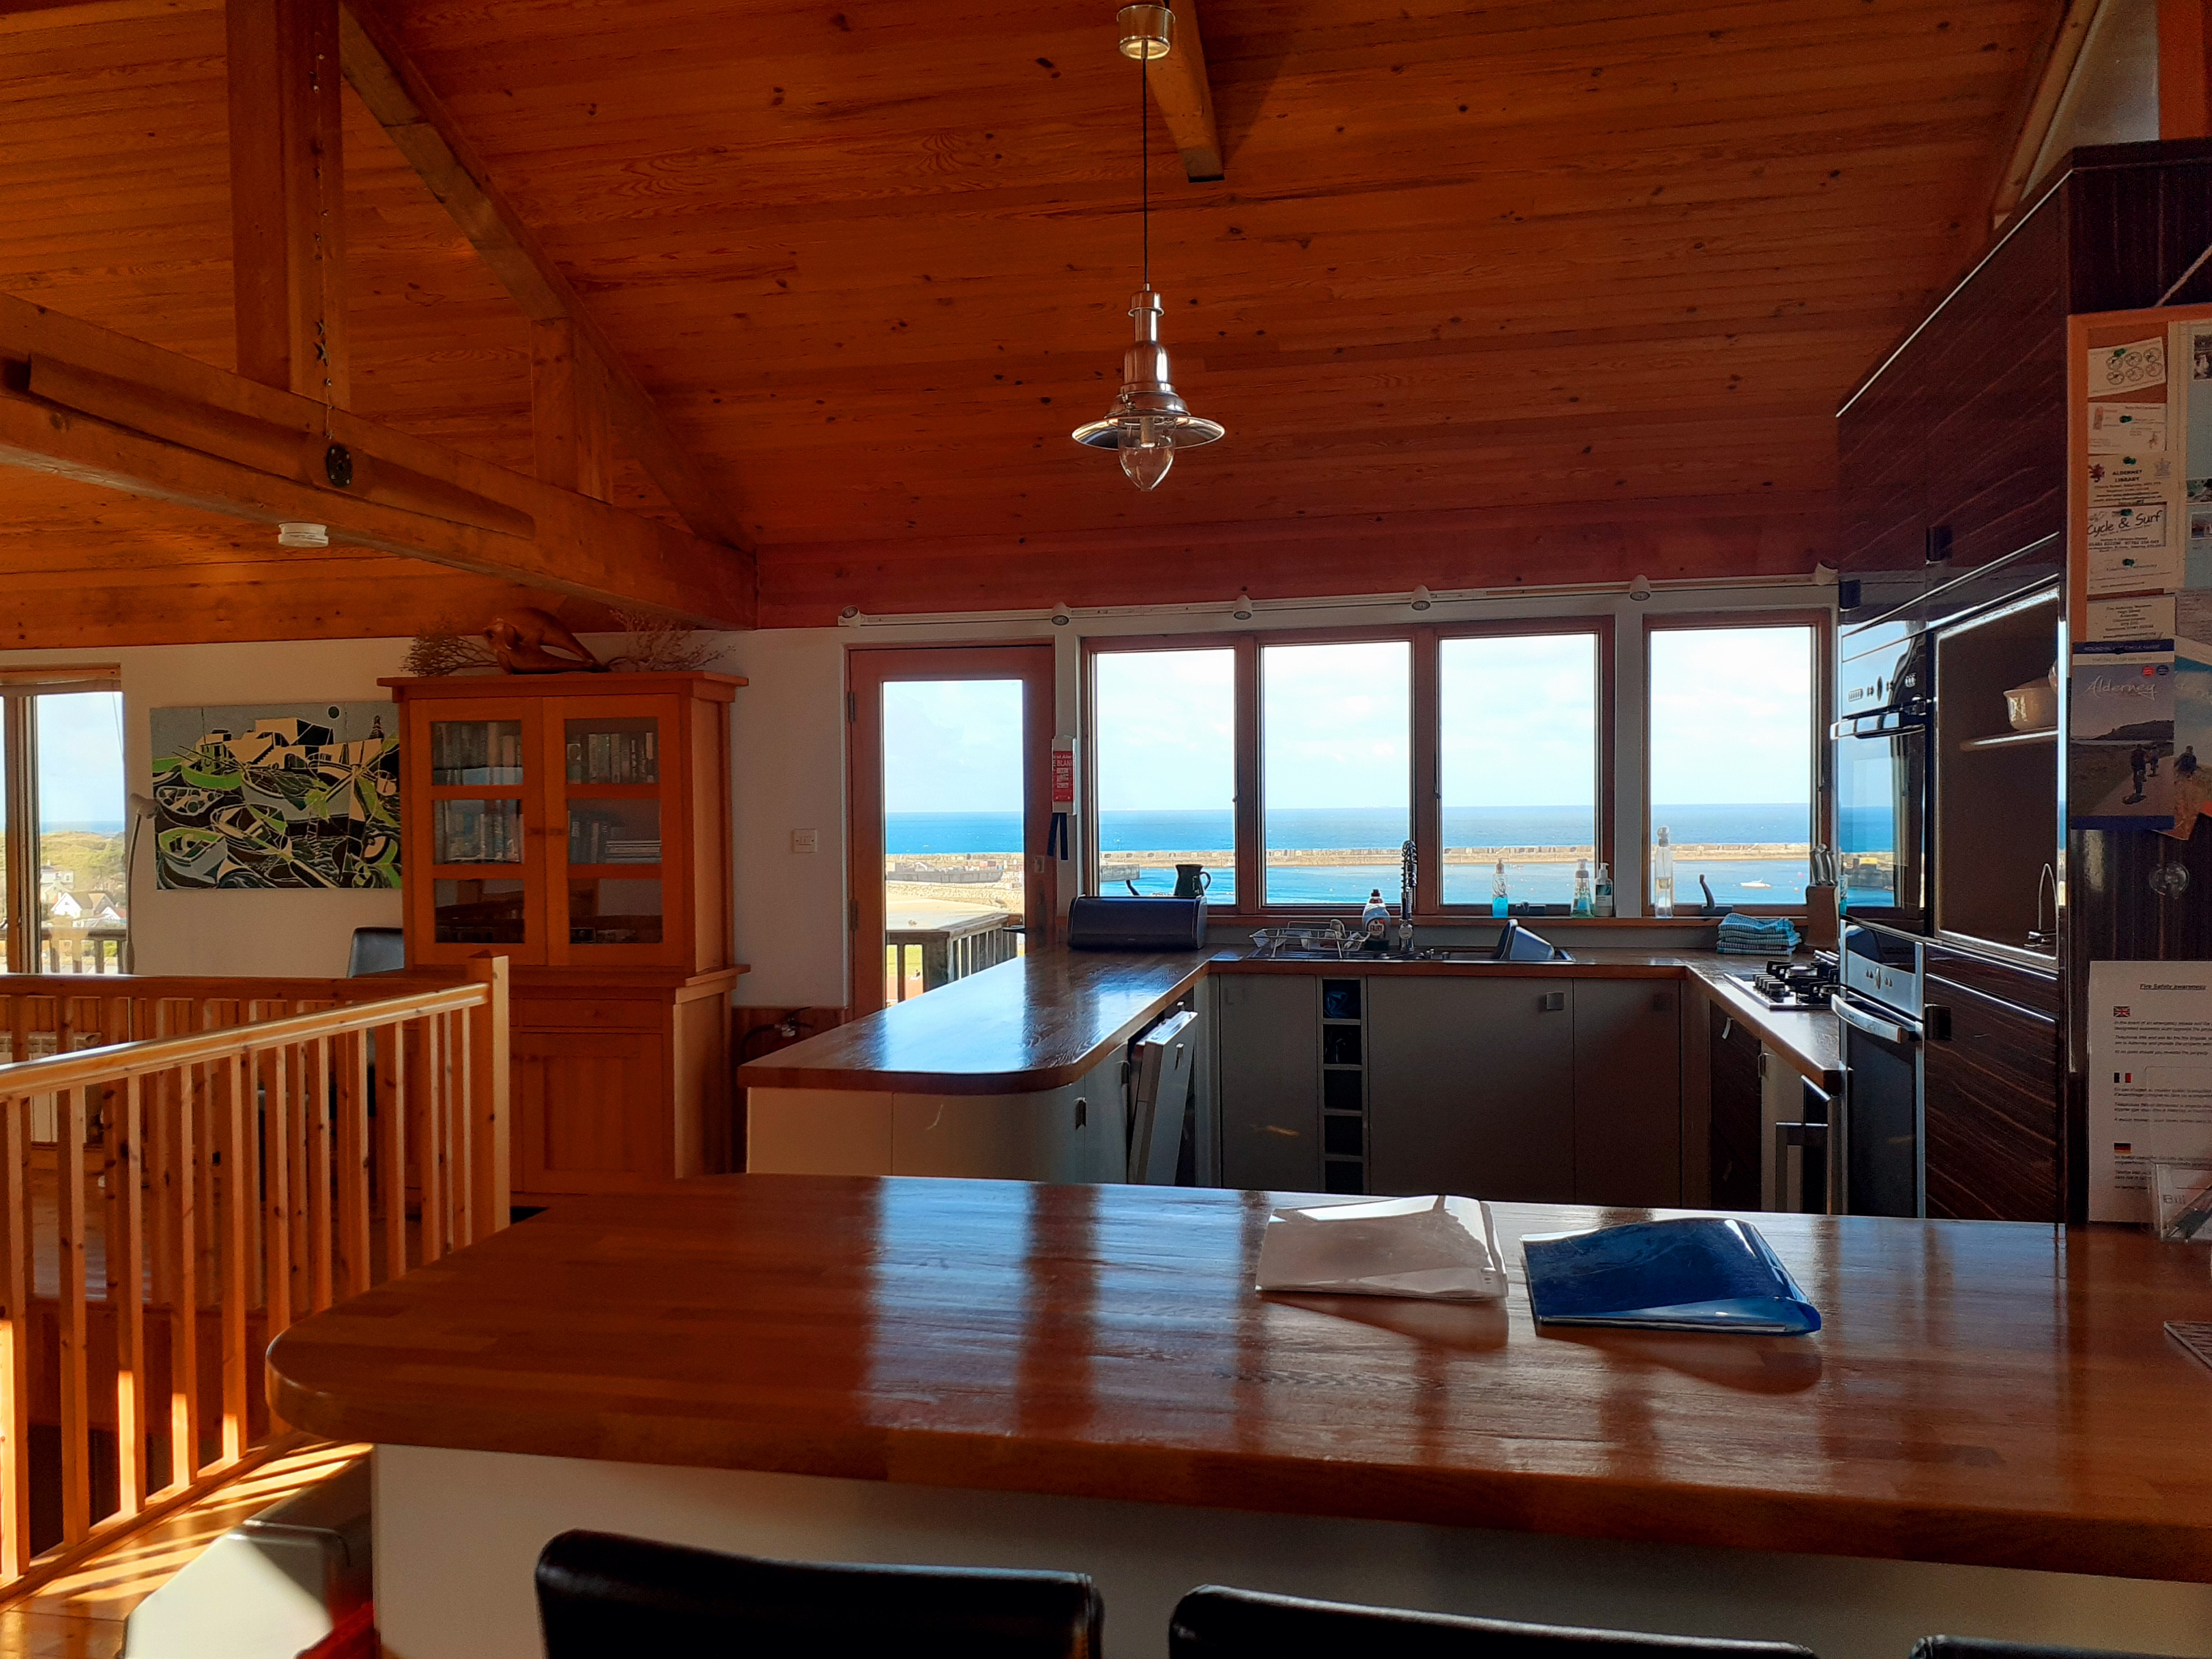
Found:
1646,623 -> 1818,911
1438,631 -> 1602,907
0,674 -> 128,973
1261,640 -> 1410,906
1092,647 -> 1236,905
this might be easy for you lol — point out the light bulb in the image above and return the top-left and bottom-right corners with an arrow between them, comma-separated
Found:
1118,418 -> 1175,491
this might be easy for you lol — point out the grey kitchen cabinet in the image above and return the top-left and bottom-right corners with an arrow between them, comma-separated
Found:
1216,973 -> 1321,1192
1366,977 -> 1575,1201
1572,981 -> 1683,1206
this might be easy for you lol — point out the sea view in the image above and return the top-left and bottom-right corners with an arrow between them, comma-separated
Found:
886,805 -> 1871,907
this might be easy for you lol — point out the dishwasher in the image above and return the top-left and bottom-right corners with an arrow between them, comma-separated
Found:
1126,1005 -> 1199,1185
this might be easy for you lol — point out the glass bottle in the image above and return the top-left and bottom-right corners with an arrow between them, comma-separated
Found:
1572,857 -> 1593,917
1593,861 -> 1615,918
1490,858 -> 1509,919
1653,826 -> 1676,917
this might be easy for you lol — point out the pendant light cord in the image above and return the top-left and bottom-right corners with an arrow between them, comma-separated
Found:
1139,40 -> 1149,291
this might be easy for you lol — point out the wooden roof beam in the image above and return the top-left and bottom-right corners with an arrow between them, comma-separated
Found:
228,0 -> 349,405
1987,0 -> 2102,232
0,294 -> 756,627
335,0 -> 753,550
1152,0 -> 1224,183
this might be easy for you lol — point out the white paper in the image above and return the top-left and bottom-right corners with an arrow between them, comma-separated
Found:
2088,962 -> 2212,1223
2090,337 -> 2168,395
2089,401 -> 2168,453
2179,591 -> 2212,654
2087,594 -> 2177,642
1254,1193 -> 1507,1301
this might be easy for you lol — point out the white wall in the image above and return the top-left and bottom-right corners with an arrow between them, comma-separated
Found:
0,576 -> 1829,1003
4,637 -> 413,979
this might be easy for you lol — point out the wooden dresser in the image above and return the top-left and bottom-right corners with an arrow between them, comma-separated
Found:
385,671 -> 746,1201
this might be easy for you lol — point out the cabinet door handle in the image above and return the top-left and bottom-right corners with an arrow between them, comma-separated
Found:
1926,1003 -> 1953,1042
1539,991 -> 1566,1013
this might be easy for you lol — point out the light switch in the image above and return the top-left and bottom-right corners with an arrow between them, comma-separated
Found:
790,829 -> 819,854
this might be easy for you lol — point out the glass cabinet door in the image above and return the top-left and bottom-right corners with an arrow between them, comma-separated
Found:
423,707 -> 543,962
552,702 -> 676,964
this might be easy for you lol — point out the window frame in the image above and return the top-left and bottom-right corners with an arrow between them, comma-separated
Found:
0,667 -> 126,972
1639,611 -> 1833,918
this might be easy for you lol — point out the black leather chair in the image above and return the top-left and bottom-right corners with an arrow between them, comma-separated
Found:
1169,1587 -> 1819,1659
535,1530 -> 1105,1658
346,926 -> 406,977
1912,1641 -> 2162,1659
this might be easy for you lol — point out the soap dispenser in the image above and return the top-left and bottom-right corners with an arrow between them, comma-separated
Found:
1490,858 -> 1509,920
1572,857 -> 1593,917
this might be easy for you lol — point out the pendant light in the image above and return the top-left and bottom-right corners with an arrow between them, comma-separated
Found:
1070,3 -> 1224,490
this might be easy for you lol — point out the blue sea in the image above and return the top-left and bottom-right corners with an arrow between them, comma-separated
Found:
886,805 -> 1866,908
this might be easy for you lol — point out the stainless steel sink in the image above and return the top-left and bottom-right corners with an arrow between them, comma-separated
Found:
1244,945 -> 1572,965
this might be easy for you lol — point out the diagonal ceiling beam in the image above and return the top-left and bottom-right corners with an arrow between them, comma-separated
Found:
336,0 -> 753,551
1987,0 -> 2102,231
1152,0 -> 1224,183
0,293 -> 756,626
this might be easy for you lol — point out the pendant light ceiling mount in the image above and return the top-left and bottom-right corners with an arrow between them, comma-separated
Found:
1071,3 -> 1223,492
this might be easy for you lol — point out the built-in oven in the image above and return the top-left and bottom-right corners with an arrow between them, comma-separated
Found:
1833,626 -> 1932,934
1832,923 -> 1924,1217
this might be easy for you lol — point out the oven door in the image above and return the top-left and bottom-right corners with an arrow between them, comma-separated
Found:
1833,708 -> 1930,933
1833,991 -> 1924,1218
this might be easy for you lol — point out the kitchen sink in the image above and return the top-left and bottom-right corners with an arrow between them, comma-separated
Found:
1244,945 -> 1572,965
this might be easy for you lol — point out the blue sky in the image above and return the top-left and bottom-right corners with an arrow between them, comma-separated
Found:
884,627 -> 1815,813
35,691 -> 127,828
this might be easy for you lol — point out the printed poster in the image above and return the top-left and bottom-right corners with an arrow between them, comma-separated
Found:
2088,961 -> 2212,1223
2170,642 -> 2212,842
2069,643 -> 2176,828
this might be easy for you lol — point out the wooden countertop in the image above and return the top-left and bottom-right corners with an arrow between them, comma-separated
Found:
267,1177 -> 2212,1582
742,946 -> 1840,1094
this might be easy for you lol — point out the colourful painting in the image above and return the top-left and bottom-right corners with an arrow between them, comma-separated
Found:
150,704 -> 401,890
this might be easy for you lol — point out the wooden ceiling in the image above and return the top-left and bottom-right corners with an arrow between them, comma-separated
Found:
0,0 -> 2060,637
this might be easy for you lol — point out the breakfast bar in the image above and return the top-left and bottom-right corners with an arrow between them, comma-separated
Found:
270,1176 -> 2212,1659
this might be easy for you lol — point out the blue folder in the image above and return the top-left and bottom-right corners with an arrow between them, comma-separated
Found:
1520,1216 -> 1821,1335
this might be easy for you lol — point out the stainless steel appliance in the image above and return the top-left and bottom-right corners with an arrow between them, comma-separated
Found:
1730,952 -> 1840,1011
1833,923 -> 1924,1217
1833,629 -> 1931,933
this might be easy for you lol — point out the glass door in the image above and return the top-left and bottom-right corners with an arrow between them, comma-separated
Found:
848,646 -> 1055,1014
550,696 -> 680,967
423,701 -> 544,964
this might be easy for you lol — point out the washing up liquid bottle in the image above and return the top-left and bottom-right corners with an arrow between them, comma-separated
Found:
1653,826 -> 1676,917
1572,857 -> 1593,917
1491,858 -> 1509,919
1361,889 -> 1392,941
1593,861 -> 1615,918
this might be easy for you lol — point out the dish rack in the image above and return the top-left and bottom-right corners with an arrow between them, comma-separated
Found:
1249,923 -> 1362,959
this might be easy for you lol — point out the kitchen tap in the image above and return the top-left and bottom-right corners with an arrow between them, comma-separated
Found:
1398,838 -> 1417,952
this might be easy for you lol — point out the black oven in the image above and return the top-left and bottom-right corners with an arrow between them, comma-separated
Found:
1833,625 -> 1931,934
1833,924 -> 1924,1217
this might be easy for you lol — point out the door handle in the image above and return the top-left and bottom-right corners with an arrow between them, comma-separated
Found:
1925,1003 -> 1952,1042
1538,990 -> 1566,1012
1835,997 -> 1920,1046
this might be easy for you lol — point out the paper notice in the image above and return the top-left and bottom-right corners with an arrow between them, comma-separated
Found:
2179,590 -> 2212,653
2090,401 -> 2169,453
2088,962 -> 2212,1223
2088,505 -> 2180,594
2087,594 -> 2177,642
2091,337 -> 2169,395
2195,328 -> 2212,382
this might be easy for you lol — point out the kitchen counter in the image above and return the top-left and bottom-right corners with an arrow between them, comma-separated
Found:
272,1177 -> 2212,1658
741,944 -> 1841,1094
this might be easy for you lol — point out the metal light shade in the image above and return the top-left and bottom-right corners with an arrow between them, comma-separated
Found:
1117,4 -> 1173,59
1071,289 -> 1225,491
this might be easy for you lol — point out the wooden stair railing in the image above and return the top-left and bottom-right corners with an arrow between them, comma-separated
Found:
0,957 -> 511,1598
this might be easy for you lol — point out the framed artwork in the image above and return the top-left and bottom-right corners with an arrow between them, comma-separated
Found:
150,703 -> 402,890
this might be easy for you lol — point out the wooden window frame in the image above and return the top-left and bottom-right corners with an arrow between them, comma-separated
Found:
0,669 -> 125,973
1639,611 -> 1833,919
846,642 -> 1057,1015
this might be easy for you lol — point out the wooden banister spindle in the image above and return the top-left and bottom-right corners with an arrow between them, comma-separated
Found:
463,959 -> 508,1244
309,1034 -> 333,1311
1,1093 -> 31,1579
337,1030 -> 371,1299
109,1074 -> 147,1518
56,1085 -> 91,1544
168,1060 -> 200,1490
263,1044 -> 293,1345
219,1054 -> 249,1463
379,1020 -> 407,1283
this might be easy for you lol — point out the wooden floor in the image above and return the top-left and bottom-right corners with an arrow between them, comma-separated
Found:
0,1441 -> 369,1658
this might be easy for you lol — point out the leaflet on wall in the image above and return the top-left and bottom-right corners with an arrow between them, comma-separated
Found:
2087,594 -> 2177,642
2168,643 -> 2212,841
2179,591 -> 2212,654
2088,962 -> 2212,1223
2069,642 -> 2176,828
2089,401 -> 2168,453
2090,336 -> 2168,395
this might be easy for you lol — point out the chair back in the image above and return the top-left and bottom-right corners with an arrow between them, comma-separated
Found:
1170,1587 -> 1819,1659
536,1530 -> 1103,1659
346,926 -> 406,977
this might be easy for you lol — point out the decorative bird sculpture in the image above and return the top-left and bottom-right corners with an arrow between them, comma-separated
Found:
483,609 -> 606,675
